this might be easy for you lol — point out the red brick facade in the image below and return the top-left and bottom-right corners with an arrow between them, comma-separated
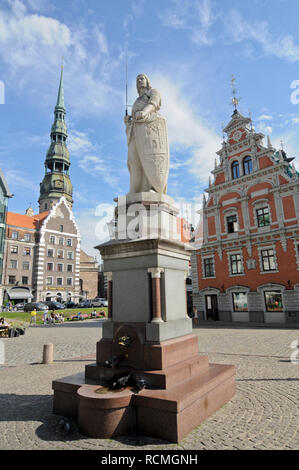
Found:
192,110 -> 299,324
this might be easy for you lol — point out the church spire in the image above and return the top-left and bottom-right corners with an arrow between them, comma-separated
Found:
56,65 -> 65,111
38,67 -> 73,213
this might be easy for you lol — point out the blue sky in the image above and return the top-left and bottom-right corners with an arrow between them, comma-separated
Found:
1,0 -> 299,257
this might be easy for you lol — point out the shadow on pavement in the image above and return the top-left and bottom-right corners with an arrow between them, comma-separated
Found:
0,392 -> 168,446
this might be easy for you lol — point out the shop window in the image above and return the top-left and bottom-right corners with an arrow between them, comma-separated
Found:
227,215 -> 238,233
261,249 -> 276,271
257,207 -> 270,227
203,258 -> 214,277
232,292 -> 248,312
264,291 -> 283,312
230,253 -> 243,274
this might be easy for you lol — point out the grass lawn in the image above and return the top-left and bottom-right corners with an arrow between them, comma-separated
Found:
1,307 -> 108,325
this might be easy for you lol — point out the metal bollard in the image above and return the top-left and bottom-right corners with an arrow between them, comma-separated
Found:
42,343 -> 54,364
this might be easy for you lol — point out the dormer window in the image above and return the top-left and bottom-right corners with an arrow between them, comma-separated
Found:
243,156 -> 253,175
232,161 -> 240,179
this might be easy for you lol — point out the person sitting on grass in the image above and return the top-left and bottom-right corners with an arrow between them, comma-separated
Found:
49,310 -> 55,326
0,317 -> 9,330
91,309 -> 97,318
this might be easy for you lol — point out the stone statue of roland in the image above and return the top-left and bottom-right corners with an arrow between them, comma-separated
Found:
124,74 -> 170,195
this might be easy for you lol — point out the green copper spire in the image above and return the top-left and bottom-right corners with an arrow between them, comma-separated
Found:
38,67 -> 73,213
55,65 -> 65,111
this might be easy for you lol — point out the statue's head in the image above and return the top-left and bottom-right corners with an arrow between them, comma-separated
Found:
136,74 -> 151,94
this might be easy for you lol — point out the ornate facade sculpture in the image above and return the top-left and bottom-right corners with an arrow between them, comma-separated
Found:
124,74 -> 169,194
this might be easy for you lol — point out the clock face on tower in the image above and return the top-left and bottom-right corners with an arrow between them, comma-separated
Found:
232,130 -> 242,141
55,179 -> 63,188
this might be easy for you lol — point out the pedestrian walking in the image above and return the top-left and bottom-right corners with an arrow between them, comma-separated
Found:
42,305 -> 49,325
49,310 -> 55,325
29,308 -> 37,326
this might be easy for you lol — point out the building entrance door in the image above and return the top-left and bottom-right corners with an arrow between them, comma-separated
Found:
205,295 -> 219,321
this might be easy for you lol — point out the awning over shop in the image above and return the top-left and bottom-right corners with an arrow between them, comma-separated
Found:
7,287 -> 32,300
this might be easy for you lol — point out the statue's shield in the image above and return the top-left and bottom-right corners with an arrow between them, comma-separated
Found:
134,116 -> 169,193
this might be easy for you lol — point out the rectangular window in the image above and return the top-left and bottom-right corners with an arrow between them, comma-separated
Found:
66,238 -> 72,246
10,245 -> 18,254
47,263 -> 54,271
23,247 -> 31,256
227,215 -> 238,234
232,292 -> 248,312
22,276 -> 28,285
24,233 -> 31,242
60,225 -> 64,232
59,237 -> 64,245
57,263 -> 63,272
46,277 -> 53,286
11,231 -> 18,240
261,249 -> 276,271
230,253 -> 243,274
8,275 -> 16,284
67,264 -> 73,273
264,291 -> 283,312
49,235 -> 56,244
57,277 -> 63,286
57,250 -> 64,259
67,278 -> 73,286
23,262 -> 30,270
257,207 -> 270,227
203,258 -> 214,277
10,260 -> 17,269
47,249 -> 54,258
67,251 -> 74,260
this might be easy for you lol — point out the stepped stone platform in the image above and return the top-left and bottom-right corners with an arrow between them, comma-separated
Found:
53,334 -> 236,442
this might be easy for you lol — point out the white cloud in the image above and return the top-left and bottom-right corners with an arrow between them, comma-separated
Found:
0,1 -> 121,115
225,9 -> 299,62
151,73 -> 221,185
257,114 -> 273,121
160,0 -> 217,47
68,131 -> 95,156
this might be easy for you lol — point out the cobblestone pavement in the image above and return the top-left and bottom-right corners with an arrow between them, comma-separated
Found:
0,321 -> 298,450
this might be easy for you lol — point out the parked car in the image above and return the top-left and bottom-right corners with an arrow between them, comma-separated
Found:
64,301 -> 77,309
78,300 -> 92,308
14,302 -> 26,311
45,301 -> 65,310
90,298 -> 108,307
24,302 -> 48,312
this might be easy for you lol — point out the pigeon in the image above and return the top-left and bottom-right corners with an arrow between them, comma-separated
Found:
134,378 -> 147,392
58,419 -> 71,438
111,374 -> 131,391
104,355 -> 124,368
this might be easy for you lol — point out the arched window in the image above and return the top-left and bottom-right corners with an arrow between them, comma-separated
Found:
243,156 -> 253,175
232,161 -> 240,179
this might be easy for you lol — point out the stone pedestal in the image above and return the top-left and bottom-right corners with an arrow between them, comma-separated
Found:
52,193 -> 236,442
